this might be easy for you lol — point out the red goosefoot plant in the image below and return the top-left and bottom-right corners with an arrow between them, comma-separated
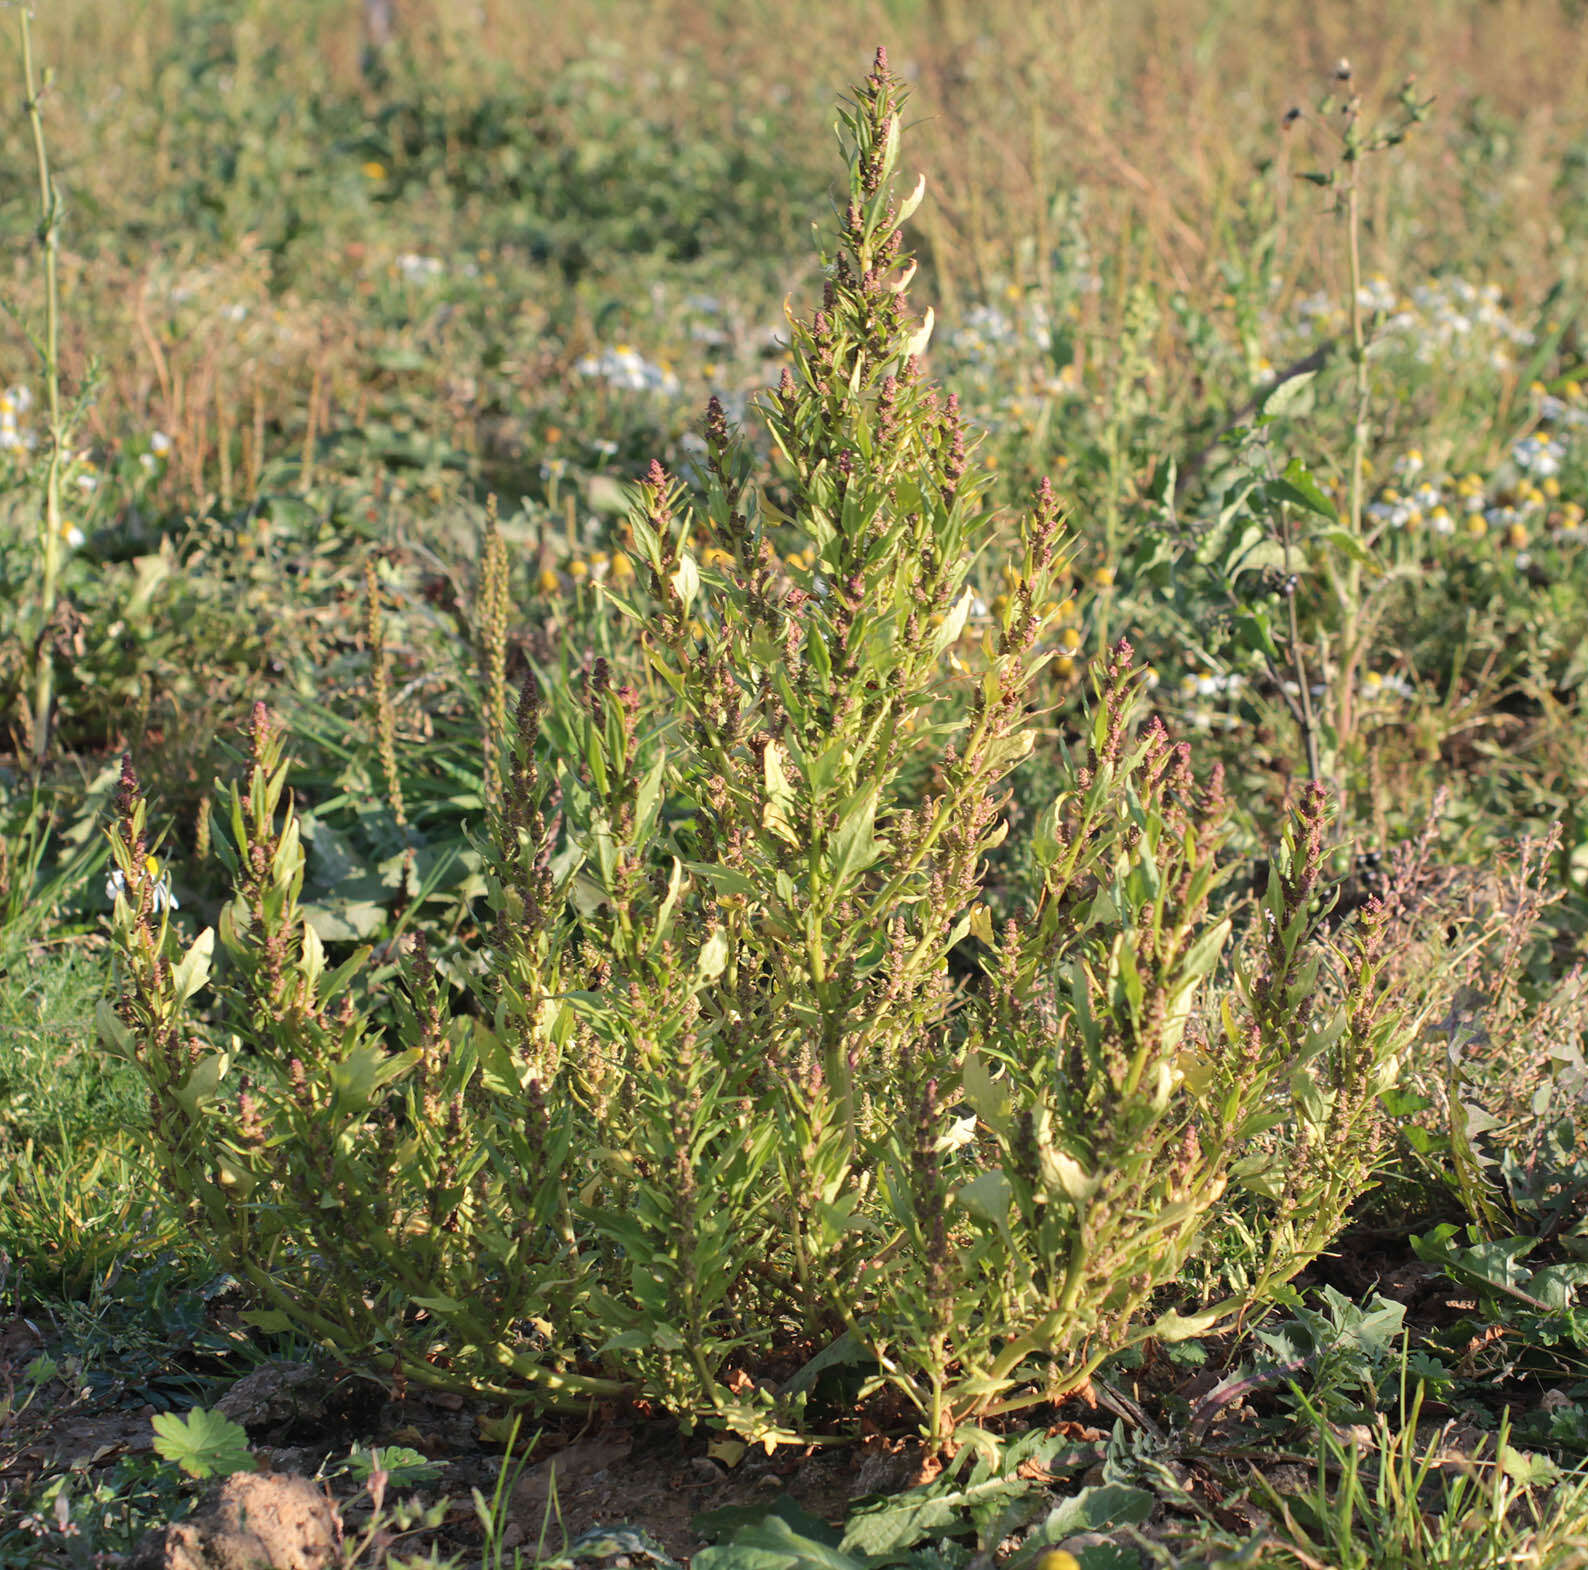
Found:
104,50 -> 1412,1451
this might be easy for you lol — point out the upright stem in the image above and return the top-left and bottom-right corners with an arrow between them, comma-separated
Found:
23,10 -> 65,768
1336,93 -> 1369,769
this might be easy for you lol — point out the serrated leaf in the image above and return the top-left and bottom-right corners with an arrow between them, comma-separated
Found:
150,1407 -> 257,1479
343,1444 -> 446,1486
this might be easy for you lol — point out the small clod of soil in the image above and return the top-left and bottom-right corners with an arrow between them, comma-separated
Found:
126,1472 -> 340,1570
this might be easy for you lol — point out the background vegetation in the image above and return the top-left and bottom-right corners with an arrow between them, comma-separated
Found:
4,0 -> 1588,1565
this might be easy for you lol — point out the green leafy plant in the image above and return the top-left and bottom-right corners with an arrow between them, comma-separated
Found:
149,1405 -> 256,1479
104,52 -> 1416,1452
1254,1385 -> 1588,1570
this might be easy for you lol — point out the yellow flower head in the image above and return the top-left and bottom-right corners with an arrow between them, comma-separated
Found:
361,160 -> 388,181
1035,1552 -> 1081,1570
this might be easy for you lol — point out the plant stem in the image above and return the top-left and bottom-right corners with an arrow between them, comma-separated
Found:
22,10 -> 65,768
1335,89 -> 1369,774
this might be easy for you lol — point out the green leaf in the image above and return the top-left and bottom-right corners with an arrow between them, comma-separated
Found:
1315,526 -> 1379,571
777,1331 -> 868,1397
931,587 -> 975,658
635,748 -> 667,840
961,1050 -> 1011,1133
1259,370 -> 1316,418
696,929 -> 730,983
672,551 -> 700,612
956,1168 -> 1013,1234
342,1444 -> 446,1487
829,783 -> 879,885
329,1043 -> 419,1108
842,1470 -> 1036,1555
694,1497 -> 843,1550
302,898 -> 389,941
1235,606 -> 1279,661
171,926 -> 215,1006
1033,1483 -> 1154,1544
96,998 -> 132,1054
548,1526 -> 682,1569
685,861 -> 761,899
693,1497 -> 853,1562
762,737 -> 802,847
151,1407 -> 257,1479
1270,457 -> 1337,519
173,1052 -> 231,1120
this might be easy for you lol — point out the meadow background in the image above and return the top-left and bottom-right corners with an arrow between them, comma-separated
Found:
4,0 -> 1588,1564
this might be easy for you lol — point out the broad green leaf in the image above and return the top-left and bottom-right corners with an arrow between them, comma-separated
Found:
342,1445 -> 446,1487
961,1050 -> 1011,1133
1040,1145 -> 1097,1204
672,551 -> 700,611
829,783 -> 879,884
174,1052 -> 231,1120
1033,1483 -> 1154,1545
1271,457 -> 1337,519
151,1407 -> 257,1479
956,1168 -> 1013,1234
762,738 -> 801,846
694,1514 -> 865,1570
171,926 -> 215,1006
842,1470 -> 1036,1555
696,929 -> 730,983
